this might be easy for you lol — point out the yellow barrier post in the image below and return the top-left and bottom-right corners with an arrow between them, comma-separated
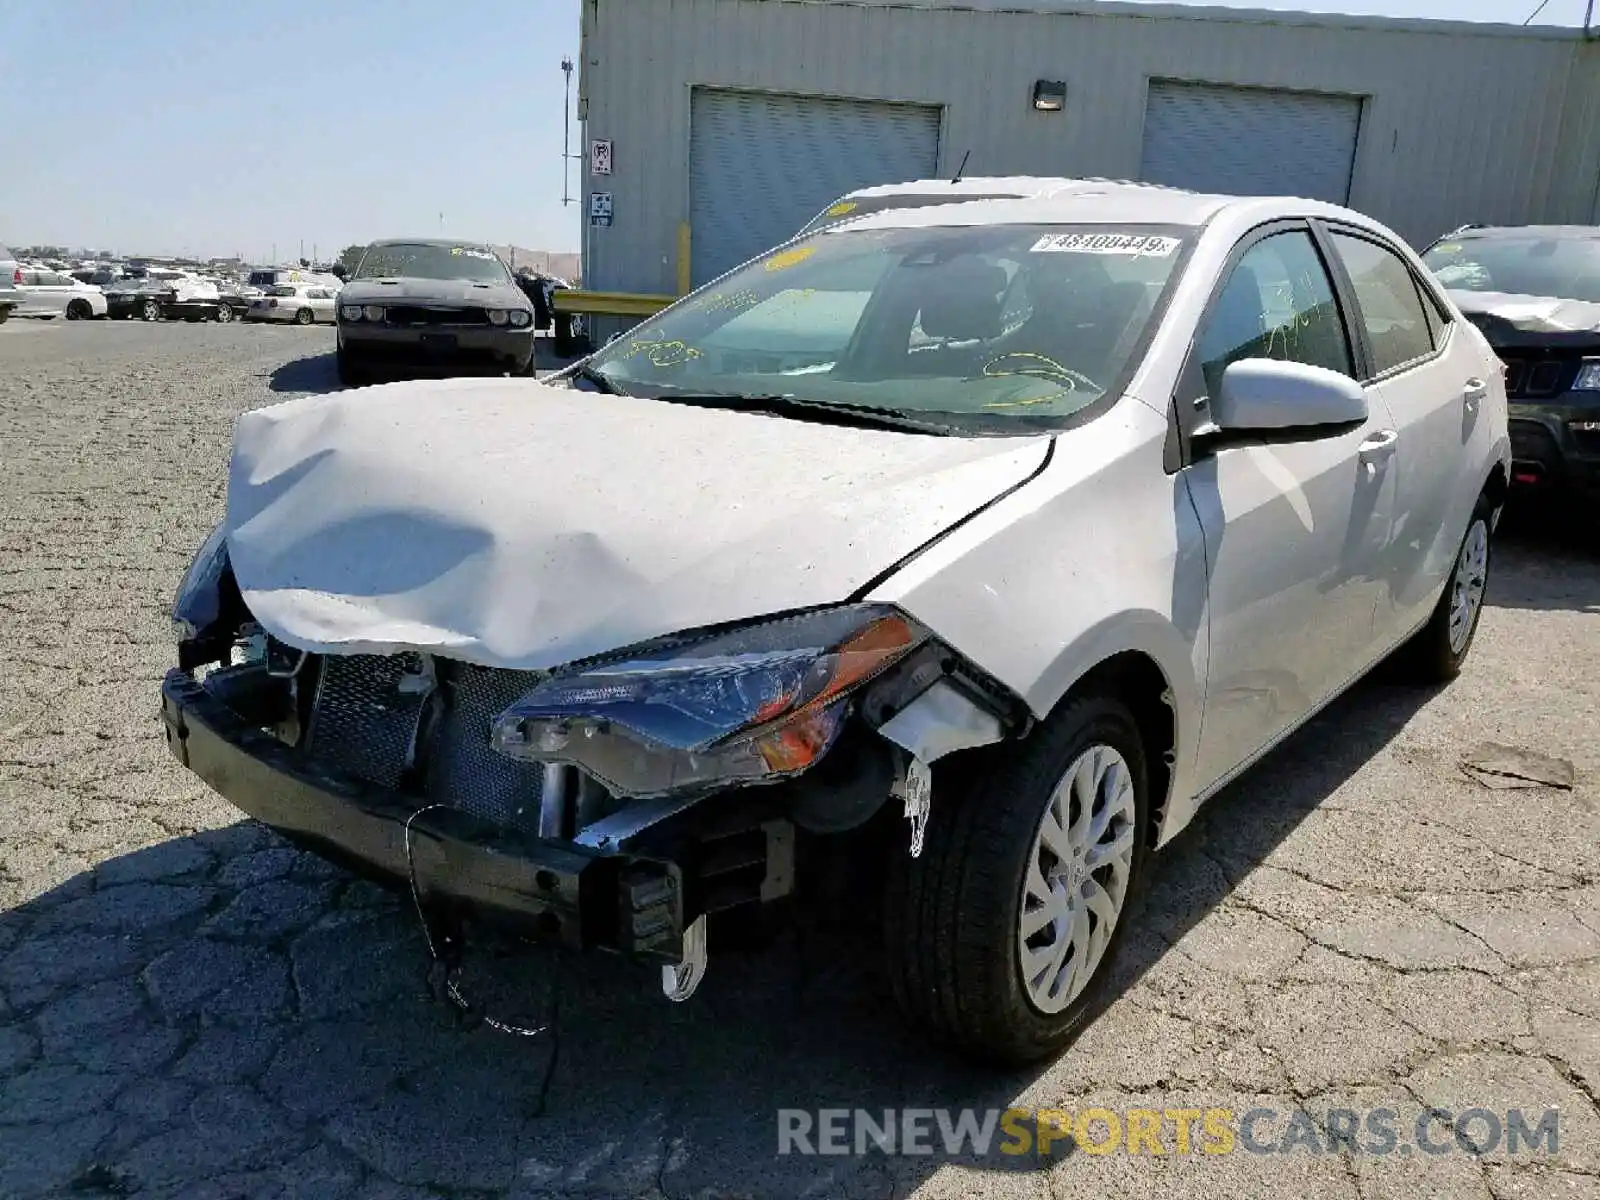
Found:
676,222 -> 692,297
551,290 -> 675,318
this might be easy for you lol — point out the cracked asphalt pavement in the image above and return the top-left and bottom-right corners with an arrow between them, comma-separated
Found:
1,317 -> 1598,1199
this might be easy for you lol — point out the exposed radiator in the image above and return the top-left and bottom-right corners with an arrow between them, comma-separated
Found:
304,653 -> 549,833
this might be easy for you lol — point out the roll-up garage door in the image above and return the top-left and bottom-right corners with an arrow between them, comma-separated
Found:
1139,80 -> 1362,204
688,89 -> 942,285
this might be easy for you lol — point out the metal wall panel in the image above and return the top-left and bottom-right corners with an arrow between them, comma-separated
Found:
581,0 -> 1599,295
687,89 -> 942,284
1140,81 -> 1362,204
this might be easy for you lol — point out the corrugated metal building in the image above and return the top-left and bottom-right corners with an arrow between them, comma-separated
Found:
576,0 -> 1600,301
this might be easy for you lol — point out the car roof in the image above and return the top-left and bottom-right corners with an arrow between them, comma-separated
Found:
815,175 -> 1391,234
1438,224 -> 1600,241
367,237 -> 496,249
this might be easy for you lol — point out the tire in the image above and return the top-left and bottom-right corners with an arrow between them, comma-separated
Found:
141,300 -> 161,322
1394,493 -> 1495,684
336,348 -> 366,388
294,308 -> 314,326
66,300 -> 92,321
215,304 -> 234,323
884,694 -> 1152,1065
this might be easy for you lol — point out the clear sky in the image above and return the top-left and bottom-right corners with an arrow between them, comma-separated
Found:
0,0 -> 1590,263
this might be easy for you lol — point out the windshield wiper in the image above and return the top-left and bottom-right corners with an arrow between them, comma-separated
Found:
648,390 -> 954,434
569,365 -> 630,396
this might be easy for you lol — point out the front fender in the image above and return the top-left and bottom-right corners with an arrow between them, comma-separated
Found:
869,400 -> 1211,844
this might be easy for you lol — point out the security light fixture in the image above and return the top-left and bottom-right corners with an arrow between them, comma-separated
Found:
1033,80 -> 1066,112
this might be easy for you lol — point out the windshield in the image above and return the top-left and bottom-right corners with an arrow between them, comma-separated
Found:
1423,234 -> 1600,304
353,242 -> 510,284
580,223 -> 1189,430
797,193 -> 1029,237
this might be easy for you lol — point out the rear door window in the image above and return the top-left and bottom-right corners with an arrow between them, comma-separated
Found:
1329,233 -> 1436,375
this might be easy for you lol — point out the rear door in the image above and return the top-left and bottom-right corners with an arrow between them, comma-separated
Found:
38,271 -> 74,314
1319,225 -> 1494,644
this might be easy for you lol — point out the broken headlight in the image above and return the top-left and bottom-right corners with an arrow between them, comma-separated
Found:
172,521 -> 228,641
489,604 -> 929,798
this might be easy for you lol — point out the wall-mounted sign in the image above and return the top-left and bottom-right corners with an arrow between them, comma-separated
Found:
590,139 -> 613,176
589,191 -> 614,226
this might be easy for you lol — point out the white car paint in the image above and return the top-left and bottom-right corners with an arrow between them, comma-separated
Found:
11,267 -> 108,319
217,183 -> 1509,850
246,283 -> 339,324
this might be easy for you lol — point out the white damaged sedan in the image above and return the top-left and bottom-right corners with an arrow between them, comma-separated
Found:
165,180 -> 1509,1064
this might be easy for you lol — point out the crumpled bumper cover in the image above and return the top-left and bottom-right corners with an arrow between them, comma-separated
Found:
159,669 -> 686,962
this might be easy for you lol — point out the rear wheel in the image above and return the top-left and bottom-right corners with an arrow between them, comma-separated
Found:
66,299 -> 92,321
215,304 -> 234,323
294,308 -> 314,326
884,694 -> 1152,1065
141,299 -> 161,322
1395,493 -> 1495,684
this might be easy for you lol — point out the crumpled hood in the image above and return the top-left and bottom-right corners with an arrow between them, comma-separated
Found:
1449,290 -> 1600,340
224,377 -> 1050,669
337,277 -> 528,309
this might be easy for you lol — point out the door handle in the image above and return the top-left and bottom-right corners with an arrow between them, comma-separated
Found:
1358,429 -> 1399,471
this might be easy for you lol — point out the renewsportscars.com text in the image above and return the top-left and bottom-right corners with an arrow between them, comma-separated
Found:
777,1106 -> 1561,1159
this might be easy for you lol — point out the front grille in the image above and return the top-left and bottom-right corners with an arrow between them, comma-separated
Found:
383,305 -> 490,327
303,653 -> 547,833
423,663 -> 548,830
305,653 -> 426,788
1498,354 -> 1580,399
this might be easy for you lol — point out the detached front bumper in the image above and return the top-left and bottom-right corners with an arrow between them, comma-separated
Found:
159,669 -> 691,963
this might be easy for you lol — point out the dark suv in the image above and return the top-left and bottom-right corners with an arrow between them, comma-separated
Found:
1421,225 -> 1600,505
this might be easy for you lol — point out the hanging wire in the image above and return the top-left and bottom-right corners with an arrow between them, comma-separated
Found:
403,804 -> 550,1038
1521,0 -> 1554,24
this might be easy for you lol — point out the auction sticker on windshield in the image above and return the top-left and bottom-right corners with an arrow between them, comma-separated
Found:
1031,233 -> 1180,256
450,246 -> 499,260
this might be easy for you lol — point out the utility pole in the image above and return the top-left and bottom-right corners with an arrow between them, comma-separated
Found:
561,57 -> 583,206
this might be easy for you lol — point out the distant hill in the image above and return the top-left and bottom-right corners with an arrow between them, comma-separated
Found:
492,245 -> 581,284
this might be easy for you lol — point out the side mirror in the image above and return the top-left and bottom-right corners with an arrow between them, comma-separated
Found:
1209,358 -> 1368,436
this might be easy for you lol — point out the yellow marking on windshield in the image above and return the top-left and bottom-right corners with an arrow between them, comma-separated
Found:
617,337 -> 703,367
979,352 -> 1096,410
825,202 -> 858,217
983,390 -> 1072,409
764,246 -> 814,272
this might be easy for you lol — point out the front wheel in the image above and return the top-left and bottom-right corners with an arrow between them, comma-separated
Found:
1395,494 -> 1495,683
141,300 -> 161,322
336,348 -> 366,388
215,304 -> 234,323
294,308 -> 314,326
884,694 -> 1151,1065
66,300 -> 92,321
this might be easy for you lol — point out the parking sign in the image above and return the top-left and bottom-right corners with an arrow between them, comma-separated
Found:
590,139 -> 613,176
